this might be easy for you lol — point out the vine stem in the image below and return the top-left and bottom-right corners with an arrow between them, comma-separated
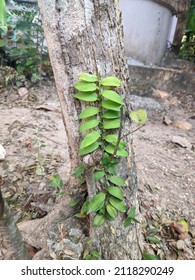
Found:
113,104 -> 124,158
123,123 -> 146,137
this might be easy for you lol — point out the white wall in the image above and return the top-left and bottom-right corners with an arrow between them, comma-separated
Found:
119,0 -> 173,65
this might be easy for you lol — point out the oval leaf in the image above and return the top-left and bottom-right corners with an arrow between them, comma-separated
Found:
104,134 -> 125,148
79,141 -> 100,156
80,130 -> 101,149
109,197 -> 126,212
103,110 -> 120,119
79,106 -> 99,119
93,214 -> 105,227
79,119 -> 100,133
74,81 -> 97,92
142,253 -> 159,260
130,110 -> 147,125
105,144 -> 128,157
108,175 -> 125,187
94,171 -> 106,181
102,100 -> 121,111
107,186 -> 123,200
87,192 -> 106,214
103,119 -> 120,130
101,76 -> 121,87
146,235 -> 161,244
106,204 -> 118,218
102,90 -> 123,104
79,73 -> 98,82
74,92 -> 98,102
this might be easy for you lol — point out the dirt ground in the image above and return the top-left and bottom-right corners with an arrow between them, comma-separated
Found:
0,79 -> 194,259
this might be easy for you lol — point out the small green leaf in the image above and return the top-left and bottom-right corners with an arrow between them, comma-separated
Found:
74,81 -> 97,92
105,144 -> 128,157
124,217 -> 133,228
109,197 -> 126,212
79,73 -> 98,82
146,235 -> 161,244
74,92 -> 98,102
142,253 -> 159,260
87,192 -> 106,214
93,214 -> 105,227
130,110 -> 147,125
94,171 -> 106,181
107,186 -> 123,200
79,141 -> 100,156
79,106 -> 99,119
70,200 -> 78,207
127,207 -> 136,219
102,100 -> 121,111
102,90 -> 123,105
80,130 -> 101,149
103,110 -> 120,119
71,165 -> 85,177
106,203 -> 118,218
108,175 -> 125,187
103,119 -> 120,129
79,119 -> 100,133
101,76 -> 121,87
104,134 -> 125,149
178,220 -> 189,233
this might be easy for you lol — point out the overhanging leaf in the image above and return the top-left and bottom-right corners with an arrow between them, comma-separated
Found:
87,192 -> 106,213
79,141 -> 100,156
79,119 -> 100,133
104,134 -> 125,149
80,130 -> 101,149
79,106 -> 99,119
108,175 -> 125,187
103,119 -> 120,129
74,92 -> 98,102
102,90 -> 123,104
107,186 -> 123,200
103,110 -> 120,119
101,76 -> 121,87
74,81 -> 97,92
79,73 -> 98,82
105,144 -> 128,157
102,100 -> 121,111
130,110 -> 147,125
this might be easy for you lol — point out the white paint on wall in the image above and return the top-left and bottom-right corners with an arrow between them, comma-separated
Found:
119,0 -> 174,65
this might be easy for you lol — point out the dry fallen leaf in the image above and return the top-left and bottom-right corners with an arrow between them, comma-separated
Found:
163,115 -> 172,125
153,89 -> 169,99
171,136 -> 192,150
171,120 -> 192,130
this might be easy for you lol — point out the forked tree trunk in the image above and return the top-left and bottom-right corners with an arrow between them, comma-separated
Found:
36,0 -> 141,259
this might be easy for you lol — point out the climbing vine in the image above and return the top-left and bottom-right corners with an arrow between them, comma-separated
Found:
73,72 -> 147,227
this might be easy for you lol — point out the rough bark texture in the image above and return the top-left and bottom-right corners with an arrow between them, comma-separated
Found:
34,0 -> 141,259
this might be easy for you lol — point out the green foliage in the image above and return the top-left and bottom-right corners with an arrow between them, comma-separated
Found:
130,109 -> 147,125
179,1 -> 195,62
124,207 -> 140,228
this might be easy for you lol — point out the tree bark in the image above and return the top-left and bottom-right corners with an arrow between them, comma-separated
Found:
34,0 -> 141,259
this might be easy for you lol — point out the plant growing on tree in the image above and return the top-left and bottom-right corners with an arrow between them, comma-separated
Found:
73,73 -> 147,227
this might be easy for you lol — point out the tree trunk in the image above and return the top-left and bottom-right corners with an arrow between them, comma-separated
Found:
33,0 -> 141,259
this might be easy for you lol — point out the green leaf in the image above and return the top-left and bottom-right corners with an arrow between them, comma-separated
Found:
74,81 -> 97,92
104,134 -> 125,149
71,165 -> 85,177
79,106 -> 99,119
70,200 -> 78,207
142,253 -> 159,260
127,207 -> 136,219
101,76 -> 121,87
103,119 -> 120,129
124,217 -> 133,228
93,214 -> 105,227
103,110 -> 120,119
130,110 -> 147,125
79,119 -> 100,133
108,175 -> 125,187
109,197 -> 126,212
74,92 -> 98,102
106,203 -> 118,218
94,171 -> 105,181
79,73 -> 98,82
102,90 -> 123,104
107,186 -> 123,200
178,220 -> 189,233
80,130 -> 101,149
87,192 -> 106,214
146,235 -> 161,244
105,144 -> 128,157
102,100 -> 121,111
79,141 -> 100,156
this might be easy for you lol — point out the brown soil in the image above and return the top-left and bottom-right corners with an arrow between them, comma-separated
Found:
0,79 -> 194,259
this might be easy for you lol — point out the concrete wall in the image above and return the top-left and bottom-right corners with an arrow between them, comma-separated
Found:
119,0 -> 174,65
